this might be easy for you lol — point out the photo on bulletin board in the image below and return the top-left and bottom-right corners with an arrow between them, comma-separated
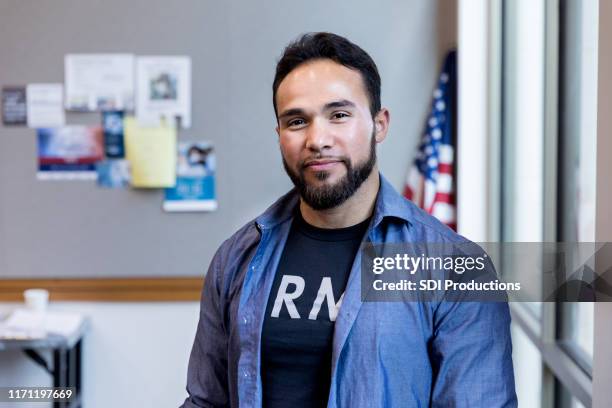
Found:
163,141 -> 217,212
136,56 -> 191,128
37,126 -> 104,180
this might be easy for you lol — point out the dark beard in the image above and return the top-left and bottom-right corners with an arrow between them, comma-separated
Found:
282,134 -> 377,210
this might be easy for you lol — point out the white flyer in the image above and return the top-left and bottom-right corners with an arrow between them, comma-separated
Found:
136,56 -> 191,128
65,54 -> 135,111
26,83 -> 65,128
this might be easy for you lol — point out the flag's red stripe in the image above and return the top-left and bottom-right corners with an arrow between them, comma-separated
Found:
438,163 -> 453,173
433,192 -> 455,204
418,178 -> 425,208
403,186 -> 413,200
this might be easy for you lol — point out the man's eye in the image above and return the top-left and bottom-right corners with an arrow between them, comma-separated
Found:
288,119 -> 305,127
331,112 -> 349,120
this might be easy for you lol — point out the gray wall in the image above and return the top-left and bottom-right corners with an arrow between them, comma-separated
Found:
0,2 -> 456,407
0,0 -> 452,279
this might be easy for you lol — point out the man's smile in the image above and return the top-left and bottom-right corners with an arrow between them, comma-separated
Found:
303,158 -> 344,172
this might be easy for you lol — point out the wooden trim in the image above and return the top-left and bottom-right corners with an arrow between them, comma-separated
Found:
0,278 -> 204,302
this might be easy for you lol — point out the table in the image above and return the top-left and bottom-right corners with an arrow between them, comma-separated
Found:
0,318 -> 89,408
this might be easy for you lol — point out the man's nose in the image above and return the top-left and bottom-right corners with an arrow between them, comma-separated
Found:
305,118 -> 334,152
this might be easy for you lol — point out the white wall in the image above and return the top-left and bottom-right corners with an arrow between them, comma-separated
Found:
0,302 -> 199,408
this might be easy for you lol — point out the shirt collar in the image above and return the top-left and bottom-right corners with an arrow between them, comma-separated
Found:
255,173 -> 411,230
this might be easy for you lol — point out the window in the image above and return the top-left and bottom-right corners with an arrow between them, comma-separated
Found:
499,0 -> 596,406
500,0 -> 545,319
556,0 -> 597,371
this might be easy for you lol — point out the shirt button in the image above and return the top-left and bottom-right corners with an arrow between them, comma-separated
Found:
243,369 -> 249,378
251,266 -> 256,271
242,316 -> 248,324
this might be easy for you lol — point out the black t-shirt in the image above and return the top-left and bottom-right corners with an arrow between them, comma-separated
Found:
260,209 -> 370,408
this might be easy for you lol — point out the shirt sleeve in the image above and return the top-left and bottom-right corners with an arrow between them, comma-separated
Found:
180,246 -> 230,408
429,298 -> 518,407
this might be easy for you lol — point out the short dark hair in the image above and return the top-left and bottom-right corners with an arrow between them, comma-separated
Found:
272,32 -> 381,118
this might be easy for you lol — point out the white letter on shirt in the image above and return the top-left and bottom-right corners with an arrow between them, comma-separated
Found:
270,275 -> 305,319
308,277 -> 344,322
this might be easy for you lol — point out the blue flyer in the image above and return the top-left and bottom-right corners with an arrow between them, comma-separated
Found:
102,111 -> 125,158
163,142 -> 217,212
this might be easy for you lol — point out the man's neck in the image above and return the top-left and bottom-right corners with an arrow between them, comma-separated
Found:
299,169 -> 380,229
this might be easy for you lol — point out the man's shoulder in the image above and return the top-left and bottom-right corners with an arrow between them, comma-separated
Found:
416,208 -> 466,244
388,191 -> 468,245
214,220 -> 259,263
376,174 -> 467,245
214,188 -> 299,261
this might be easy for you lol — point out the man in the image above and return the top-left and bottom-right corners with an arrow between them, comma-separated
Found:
181,32 -> 516,408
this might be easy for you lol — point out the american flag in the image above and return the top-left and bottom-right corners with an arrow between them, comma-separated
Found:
403,50 -> 457,231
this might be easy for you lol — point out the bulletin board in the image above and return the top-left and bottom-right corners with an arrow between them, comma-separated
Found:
0,0 -> 452,300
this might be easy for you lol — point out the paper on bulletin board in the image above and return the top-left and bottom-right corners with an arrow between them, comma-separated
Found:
102,111 -> 125,158
163,142 -> 217,212
96,159 -> 130,188
2,86 -> 27,125
26,83 -> 65,128
124,116 -> 176,188
136,56 -> 191,128
65,54 -> 135,111
37,126 -> 104,180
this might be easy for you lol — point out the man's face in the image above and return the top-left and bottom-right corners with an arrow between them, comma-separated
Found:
275,59 -> 381,210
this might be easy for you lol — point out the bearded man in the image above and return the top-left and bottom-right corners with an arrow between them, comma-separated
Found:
181,32 -> 516,408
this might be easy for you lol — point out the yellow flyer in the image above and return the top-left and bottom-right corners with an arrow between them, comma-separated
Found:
124,116 -> 176,188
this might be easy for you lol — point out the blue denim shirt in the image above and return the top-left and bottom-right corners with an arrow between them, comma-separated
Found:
181,174 -> 517,408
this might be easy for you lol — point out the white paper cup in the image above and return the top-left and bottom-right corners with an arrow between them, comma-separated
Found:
23,289 -> 49,313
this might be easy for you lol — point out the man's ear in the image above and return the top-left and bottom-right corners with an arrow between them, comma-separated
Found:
275,124 -> 280,139
374,108 -> 390,143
